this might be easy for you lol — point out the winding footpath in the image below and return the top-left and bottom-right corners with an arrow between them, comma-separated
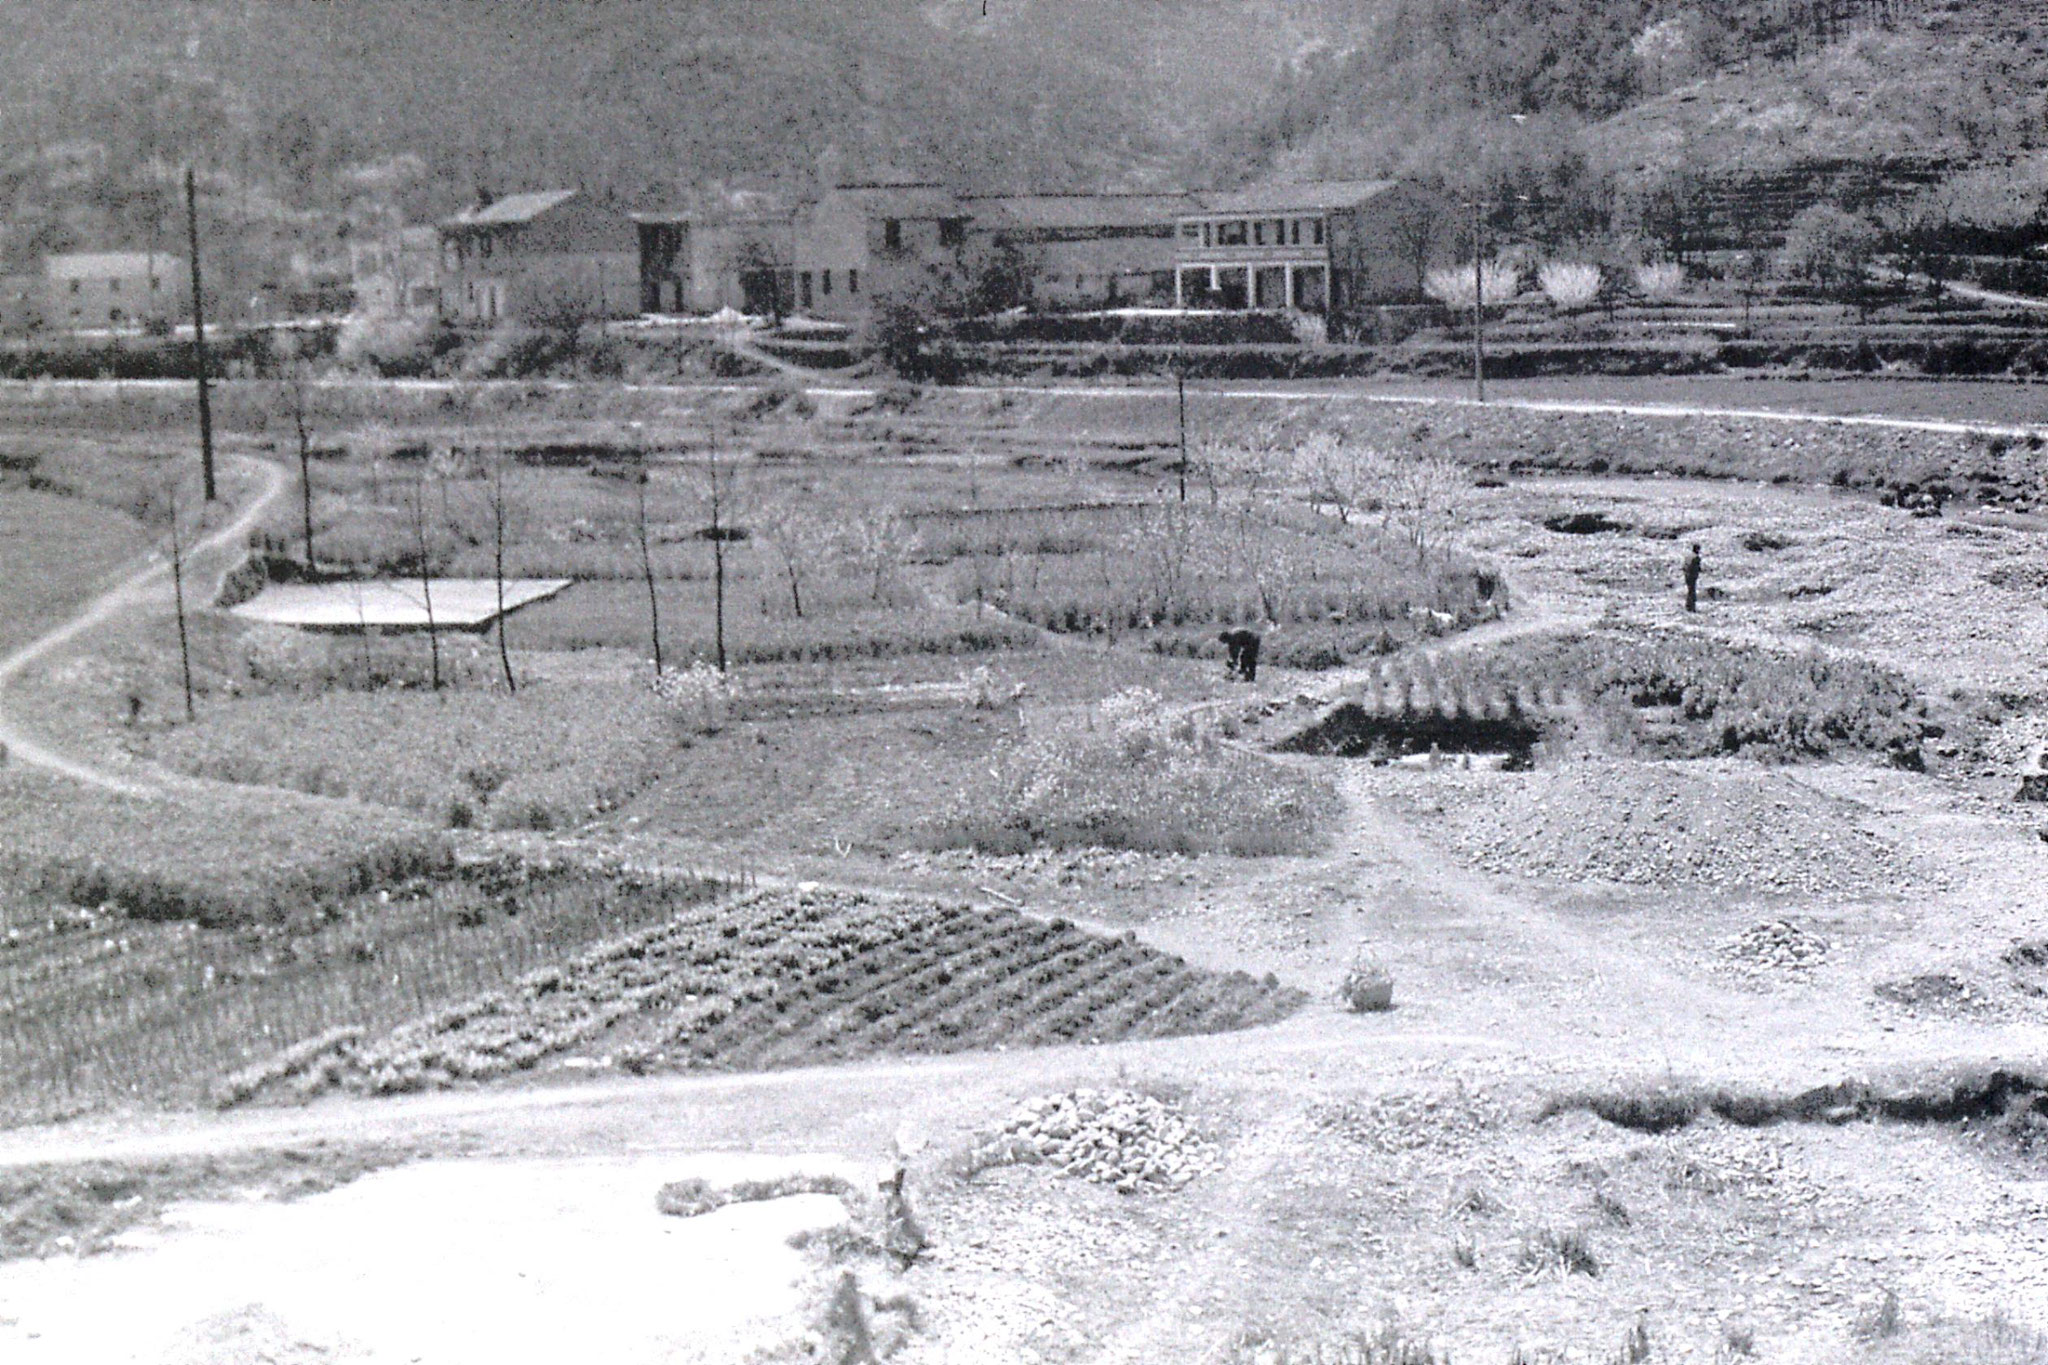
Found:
0,454 -> 286,795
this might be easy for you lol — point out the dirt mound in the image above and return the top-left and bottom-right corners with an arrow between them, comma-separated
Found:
1423,759 -> 1917,898
961,1089 -> 1217,1194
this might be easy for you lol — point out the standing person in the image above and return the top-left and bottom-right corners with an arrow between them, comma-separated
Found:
1682,543 -> 1702,613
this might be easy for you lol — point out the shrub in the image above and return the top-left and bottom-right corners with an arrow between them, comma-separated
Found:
1338,949 -> 1395,1012
1635,262 -> 1685,300
1518,1226 -> 1599,1277
1537,261 -> 1602,309
651,661 -> 733,734
1424,258 -> 1521,309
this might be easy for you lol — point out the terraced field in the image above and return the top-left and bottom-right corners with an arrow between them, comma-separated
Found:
219,884 -> 1306,1104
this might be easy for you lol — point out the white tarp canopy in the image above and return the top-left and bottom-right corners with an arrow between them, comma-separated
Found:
229,578 -> 571,631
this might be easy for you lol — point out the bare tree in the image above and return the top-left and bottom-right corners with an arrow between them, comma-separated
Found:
1387,451 -> 1471,560
1209,434 -> 1292,621
487,448 -> 517,693
846,502 -> 914,606
1387,191 -> 1449,300
753,490 -> 832,619
167,482 -> 195,720
410,471 -> 442,690
633,438 -> 664,679
687,434 -> 748,674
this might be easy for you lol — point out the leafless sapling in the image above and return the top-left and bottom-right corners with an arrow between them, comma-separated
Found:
276,338 -> 319,571
634,439 -> 664,678
410,471 -> 441,690
754,491 -> 830,619
167,483 -> 195,720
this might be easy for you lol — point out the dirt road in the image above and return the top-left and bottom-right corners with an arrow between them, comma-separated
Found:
0,454 -> 285,793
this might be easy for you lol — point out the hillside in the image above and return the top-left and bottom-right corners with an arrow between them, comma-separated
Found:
0,0 -> 2038,282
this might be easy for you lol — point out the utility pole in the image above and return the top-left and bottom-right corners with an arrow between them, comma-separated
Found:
184,168 -> 216,501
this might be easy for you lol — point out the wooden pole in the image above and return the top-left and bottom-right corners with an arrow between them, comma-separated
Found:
184,168 -> 216,501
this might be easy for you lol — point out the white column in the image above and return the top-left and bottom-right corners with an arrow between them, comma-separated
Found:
1283,264 -> 1294,310
1175,268 -> 1184,310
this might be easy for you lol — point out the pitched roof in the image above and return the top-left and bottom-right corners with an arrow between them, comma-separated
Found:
44,252 -> 180,278
1193,180 -> 1403,215
828,183 -> 963,218
963,193 -> 1194,231
444,189 -> 580,227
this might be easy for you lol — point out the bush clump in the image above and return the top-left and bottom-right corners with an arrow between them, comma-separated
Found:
928,688 -> 1336,857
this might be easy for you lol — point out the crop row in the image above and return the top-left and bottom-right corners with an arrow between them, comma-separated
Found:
217,886 -> 1307,1104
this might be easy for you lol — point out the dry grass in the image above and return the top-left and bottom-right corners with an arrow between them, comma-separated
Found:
0,489 -> 155,656
927,690 -> 1338,857
136,675 -> 678,830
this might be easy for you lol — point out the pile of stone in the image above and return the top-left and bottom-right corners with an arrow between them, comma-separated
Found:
968,1089 -> 1217,1194
1723,920 -> 1830,972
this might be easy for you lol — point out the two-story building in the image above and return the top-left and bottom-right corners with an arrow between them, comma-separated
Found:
633,203 -> 795,317
1173,180 -> 1453,319
439,190 -> 637,326
960,192 -> 1192,309
793,181 -> 969,322
42,251 -> 186,331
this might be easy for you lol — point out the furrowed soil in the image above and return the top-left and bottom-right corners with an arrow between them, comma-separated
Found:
6,378 -> 2048,1364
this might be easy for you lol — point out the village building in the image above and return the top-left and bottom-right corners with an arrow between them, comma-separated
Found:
0,274 -> 41,334
1173,180 -> 1453,319
348,225 -> 442,318
633,202 -> 795,317
438,189 -> 637,326
41,251 -> 186,331
959,192 -> 1192,309
793,180 -> 968,322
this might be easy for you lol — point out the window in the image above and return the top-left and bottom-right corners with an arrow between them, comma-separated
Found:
1273,219 -> 1287,244
822,269 -> 833,296
883,219 -> 902,251
1252,221 -> 1267,246
1217,220 -> 1247,246
108,277 -> 121,293
939,218 -> 964,246
848,269 -> 858,294
69,279 -> 81,294
1312,218 -> 1325,246
150,277 -> 161,291
800,272 -> 813,307
1179,223 -> 1201,240
1289,220 -> 1300,246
